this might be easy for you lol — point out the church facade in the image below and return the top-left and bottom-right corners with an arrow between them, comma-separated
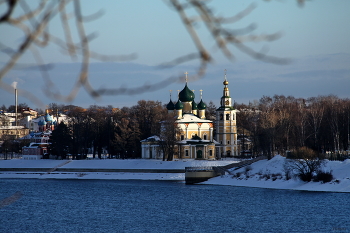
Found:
141,72 -> 239,160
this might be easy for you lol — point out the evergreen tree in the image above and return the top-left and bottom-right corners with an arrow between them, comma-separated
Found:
49,122 -> 72,159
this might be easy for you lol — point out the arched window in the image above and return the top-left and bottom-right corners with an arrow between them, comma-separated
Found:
203,134 -> 207,140
226,114 -> 230,120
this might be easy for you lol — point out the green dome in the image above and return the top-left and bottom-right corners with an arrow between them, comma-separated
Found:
166,100 -> 175,110
198,99 -> 206,110
179,84 -> 195,102
174,100 -> 184,110
192,100 -> 198,110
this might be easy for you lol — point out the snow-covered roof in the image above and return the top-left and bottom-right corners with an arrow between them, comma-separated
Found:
212,139 -> 221,145
178,139 -> 215,145
141,135 -> 161,142
176,113 -> 212,123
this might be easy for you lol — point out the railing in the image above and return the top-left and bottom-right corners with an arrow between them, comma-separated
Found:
185,166 -> 214,172
220,156 -> 267,170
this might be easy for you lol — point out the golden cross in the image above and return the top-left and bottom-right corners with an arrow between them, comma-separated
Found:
185,71 -> 188,83
200,89 -> 203,99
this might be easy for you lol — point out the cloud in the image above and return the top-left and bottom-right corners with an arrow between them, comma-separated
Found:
1,53 -> 349,108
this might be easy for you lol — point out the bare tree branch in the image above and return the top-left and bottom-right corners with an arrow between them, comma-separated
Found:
0,0 -> 301,107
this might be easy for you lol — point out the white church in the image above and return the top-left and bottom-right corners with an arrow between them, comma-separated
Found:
141,71 -> 239,160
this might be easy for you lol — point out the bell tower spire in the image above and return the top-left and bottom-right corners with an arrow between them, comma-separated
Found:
220,69 -> 232,107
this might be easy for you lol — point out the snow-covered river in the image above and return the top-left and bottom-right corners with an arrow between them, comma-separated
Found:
1,179 -> 349,232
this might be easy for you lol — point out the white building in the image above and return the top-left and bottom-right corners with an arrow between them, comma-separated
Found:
141,71 -> 239,160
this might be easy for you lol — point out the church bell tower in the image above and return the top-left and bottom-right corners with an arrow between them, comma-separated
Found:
215,70 -> 239,158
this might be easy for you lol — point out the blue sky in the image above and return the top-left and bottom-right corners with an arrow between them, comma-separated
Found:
1,0 -> 350,109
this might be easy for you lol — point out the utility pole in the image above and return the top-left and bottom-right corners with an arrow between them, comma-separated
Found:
348,109 -> 350,152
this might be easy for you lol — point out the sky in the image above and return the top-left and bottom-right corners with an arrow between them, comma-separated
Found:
1,0 -> 350,109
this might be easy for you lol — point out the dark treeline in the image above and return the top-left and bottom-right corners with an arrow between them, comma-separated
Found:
236,95 -> 350,158
48,100 -> 167,159
2,95 -> 349,159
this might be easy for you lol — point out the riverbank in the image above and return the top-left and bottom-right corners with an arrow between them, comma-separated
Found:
1,156 -> 350,192
0,159 -> 237,181
203,155 -> 350,193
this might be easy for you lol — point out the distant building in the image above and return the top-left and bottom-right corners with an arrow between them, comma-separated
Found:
21,131 -> 51,160
22,143 -> 48,160
140,136 -> 163,159
0,114 -> 29,139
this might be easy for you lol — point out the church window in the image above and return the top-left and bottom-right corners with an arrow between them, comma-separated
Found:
185,150 -> 189,157
203,134 -> 207,140
209,150 -> 213,156
227,140 -> 230,145
181,135 -> 184,140
225,100 -> 229,105
226,114 -> 230,120
220,114 -> 223,120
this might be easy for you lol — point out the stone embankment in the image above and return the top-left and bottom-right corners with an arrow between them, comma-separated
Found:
185,156 -> 267,184
0,167 -> 185,173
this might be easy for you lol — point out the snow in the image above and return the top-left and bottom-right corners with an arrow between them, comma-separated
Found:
0,158 -> 237,181
0,159 -> 66,168
2,156 -> 350,192
63,159 -> 235,169
203,155 -> 350,193
176,114 -> 212,123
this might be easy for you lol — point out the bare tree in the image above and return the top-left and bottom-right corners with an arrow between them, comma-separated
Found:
159,112 -> 182,161
0,0 -> 299,107
307,96 -> 325,151
292,98 -> 308,148
286,147 -> 325,182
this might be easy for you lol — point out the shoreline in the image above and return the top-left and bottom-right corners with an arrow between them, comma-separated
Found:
0,171 -> 185,181
1,157 -> 350,193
